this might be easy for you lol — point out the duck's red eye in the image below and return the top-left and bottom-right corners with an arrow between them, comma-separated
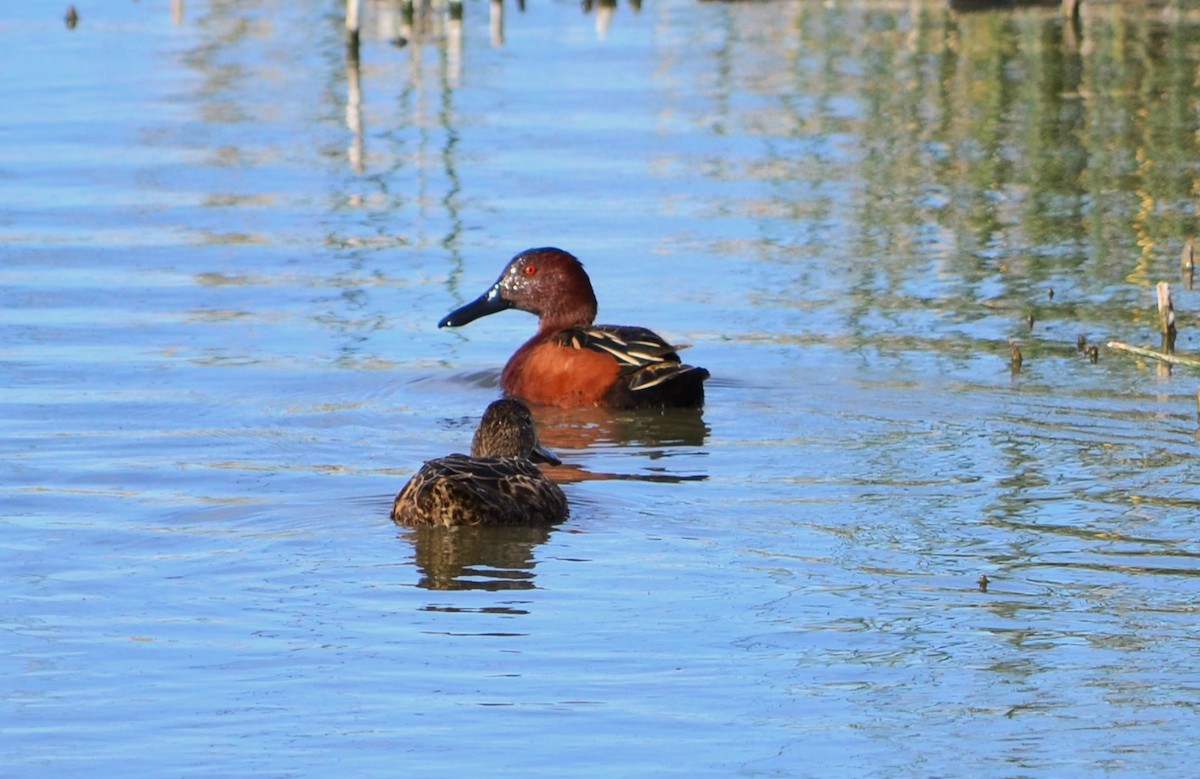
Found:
523,264 -> 537,276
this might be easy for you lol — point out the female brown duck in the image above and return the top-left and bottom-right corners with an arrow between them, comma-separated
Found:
391,398 -> 568,526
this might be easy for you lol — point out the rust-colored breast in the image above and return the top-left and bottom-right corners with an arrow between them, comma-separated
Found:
502,339 -> 621,408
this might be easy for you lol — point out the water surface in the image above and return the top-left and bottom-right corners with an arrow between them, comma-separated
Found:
4,0 -> 1200,775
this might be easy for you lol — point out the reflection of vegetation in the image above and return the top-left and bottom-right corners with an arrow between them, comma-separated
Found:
697,1 -> 1200,346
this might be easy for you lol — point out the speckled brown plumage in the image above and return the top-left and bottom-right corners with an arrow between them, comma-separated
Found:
390,399 -> 568,527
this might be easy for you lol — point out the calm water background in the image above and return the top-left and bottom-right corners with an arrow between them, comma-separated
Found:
4,0 -> 1200,775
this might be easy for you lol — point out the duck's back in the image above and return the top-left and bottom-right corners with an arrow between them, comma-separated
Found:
391,454 -> 568,527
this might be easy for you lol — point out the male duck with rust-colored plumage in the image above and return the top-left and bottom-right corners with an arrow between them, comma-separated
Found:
439,247 -> 709,409
391,398 -> 568,527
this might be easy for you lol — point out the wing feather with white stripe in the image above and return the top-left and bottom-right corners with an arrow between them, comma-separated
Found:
552,325 -> 706,395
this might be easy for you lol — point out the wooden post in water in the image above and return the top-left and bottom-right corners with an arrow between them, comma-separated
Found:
346,19 -> 364,174
398,0 -> 415,45
346,0 -> 361,52
490,0 -> 504,46
1183,238 -> 1196,290
448,0 -> 464,84
1063,0 -> 1081,22
1157,281 -> 1177,355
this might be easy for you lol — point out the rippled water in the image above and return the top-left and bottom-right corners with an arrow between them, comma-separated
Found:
5,0 -> 1200,775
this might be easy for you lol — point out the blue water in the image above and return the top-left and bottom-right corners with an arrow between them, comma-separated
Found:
5,0 -> 1200,775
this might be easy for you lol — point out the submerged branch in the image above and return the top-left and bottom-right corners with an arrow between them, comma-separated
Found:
1106,341 -> 1200,369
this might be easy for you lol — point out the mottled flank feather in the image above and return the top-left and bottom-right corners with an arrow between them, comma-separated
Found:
390,399 -> 568,527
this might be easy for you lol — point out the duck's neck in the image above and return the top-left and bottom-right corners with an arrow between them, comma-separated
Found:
536,301 -> 597,335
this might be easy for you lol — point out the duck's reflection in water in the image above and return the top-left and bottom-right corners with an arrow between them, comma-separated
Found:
533,404 -> 708,448
531,404 -> 710,485
403,524 -> 554,593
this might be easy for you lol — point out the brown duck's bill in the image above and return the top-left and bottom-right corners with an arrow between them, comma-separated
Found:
438,285 -> 512,328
